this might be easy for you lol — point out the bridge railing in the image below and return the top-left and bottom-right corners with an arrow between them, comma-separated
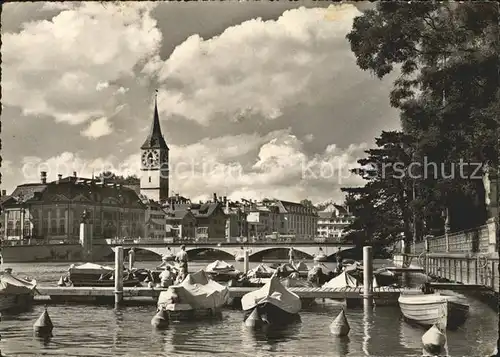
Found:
102,237 -> 349,246
409,223 -> 493,254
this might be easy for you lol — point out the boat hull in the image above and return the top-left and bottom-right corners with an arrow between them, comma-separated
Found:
70,278 -> 141,287
159,305 -> 222,321
399,297 -> 468,329
314,255 -> 328,262
243,302 -> 301,327
0,293 -> 34,312
207,271 -> 242,283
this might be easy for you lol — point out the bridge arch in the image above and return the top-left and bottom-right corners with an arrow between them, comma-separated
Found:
109,243 -> 356,262
185,247 -> 235,260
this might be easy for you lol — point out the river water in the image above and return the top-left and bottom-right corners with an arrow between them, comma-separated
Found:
1,260 -> 497,356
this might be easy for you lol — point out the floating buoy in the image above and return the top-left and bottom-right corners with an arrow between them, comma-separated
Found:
33,307 -> 54,337
422,324 -> 446,355
244,308 -> 263,328
151,309 -> 169,329
329,309 -> 350,337
57,276 -> 66,287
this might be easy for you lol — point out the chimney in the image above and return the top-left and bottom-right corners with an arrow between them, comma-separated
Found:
213,193 -> 217,202
40,171 -> 47,184
73,171 -> 77,178
1,190 -> 6,196
57,174 -> 62,183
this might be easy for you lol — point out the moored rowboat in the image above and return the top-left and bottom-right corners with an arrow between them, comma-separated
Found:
398,293 -> 469,329
0,270 -> 37,312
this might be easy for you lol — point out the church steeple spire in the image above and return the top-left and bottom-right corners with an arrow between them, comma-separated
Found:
141,90 -> 168,150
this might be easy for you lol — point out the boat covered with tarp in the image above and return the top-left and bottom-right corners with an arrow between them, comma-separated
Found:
277,263 -> 304,277
293,261 -> 309,273
205,260 -> 242,282
246,263 -> 276,278
313,252 -> 328,262
342,263 -> 398,287
66,262 -> 140,287
322,270 -> 378,289
241,274 -> 301,327
157,269 -> 229,320
0,269 -> 37,312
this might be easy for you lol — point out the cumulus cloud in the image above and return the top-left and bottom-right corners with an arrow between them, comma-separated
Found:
20,152 -> 138,183
167,131 -> 368,203
152,4 -> 363,125
19,130 -> 368,204
3,2 -> 161,127
81,117 -> 113,139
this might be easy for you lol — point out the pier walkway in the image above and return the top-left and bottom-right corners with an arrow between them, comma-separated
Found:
397,219 -> 499,293
34,285 -> 416,306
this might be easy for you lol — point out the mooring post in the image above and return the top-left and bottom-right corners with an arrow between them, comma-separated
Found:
128,248 -> 135,270
243,248 -> 249,274
363,246 -> 373,307
115,246 -> 124,306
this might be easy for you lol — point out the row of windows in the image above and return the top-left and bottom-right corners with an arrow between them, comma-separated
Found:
8,208 -> 144,222
285,205 -> 315,215
317,219 -> 353,224
6,220 -> 142,237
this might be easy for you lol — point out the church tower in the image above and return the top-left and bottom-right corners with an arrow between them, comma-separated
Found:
140,91 -> 169,203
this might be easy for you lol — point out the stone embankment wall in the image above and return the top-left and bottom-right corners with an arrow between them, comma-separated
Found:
1,244 -> 113,263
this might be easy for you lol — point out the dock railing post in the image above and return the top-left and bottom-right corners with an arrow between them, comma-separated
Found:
444,208 -> 450,253
128,248 -> 135,270
115,246 -> 124,307
363,246 -> 373,307
243,249 -> 249,274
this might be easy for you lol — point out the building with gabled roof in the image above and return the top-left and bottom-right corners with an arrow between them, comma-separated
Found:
271,199 -> 318,239
164,204 -> 196,241
1,171 -> 146,242
316,203 -> 354,240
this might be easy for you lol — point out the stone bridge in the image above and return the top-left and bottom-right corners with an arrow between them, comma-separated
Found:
105,241 -> 355,259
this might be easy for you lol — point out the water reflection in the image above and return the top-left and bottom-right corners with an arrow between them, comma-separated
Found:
34,334 -> 52,348
330,336 -> 350,356
112,308 -> 124,349
399,319 -> 424,350
362,303 -> 373,356
240,320 -> 302,351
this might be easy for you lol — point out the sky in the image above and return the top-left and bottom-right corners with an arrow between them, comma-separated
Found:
1,1 -> 400,204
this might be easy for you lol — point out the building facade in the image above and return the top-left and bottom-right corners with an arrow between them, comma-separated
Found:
316,203 -> 354,240
224,199 -> 249,242
246,204 -> 280,239
143,200 -> 167,239
2,172 -> 146,243
165,207 -> 197,241
273,200 -> 318,239
190,196 -> 227,242
140,93 -> 169,203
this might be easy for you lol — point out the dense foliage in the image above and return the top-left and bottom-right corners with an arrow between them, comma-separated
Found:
342,3 -> 499,250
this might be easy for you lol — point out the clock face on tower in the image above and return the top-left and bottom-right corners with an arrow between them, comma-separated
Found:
142,149 -> 160,168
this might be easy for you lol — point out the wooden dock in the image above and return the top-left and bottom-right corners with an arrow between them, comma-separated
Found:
34,286 -> 415,306
385,267 -> 424,273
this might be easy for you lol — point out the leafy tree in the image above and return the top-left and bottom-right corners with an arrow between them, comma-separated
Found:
347,4 -> 499,351
98,171 -> 139,185
300,199 -> 315,209
346,2 -> 498,232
